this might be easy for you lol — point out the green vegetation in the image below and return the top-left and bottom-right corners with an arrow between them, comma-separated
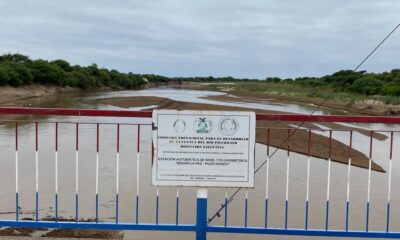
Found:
169,70 -> 400,105
0,54 -> 256,89
201,69 -> 400,105
0,53 -> 150,89
272,69 -> 399,95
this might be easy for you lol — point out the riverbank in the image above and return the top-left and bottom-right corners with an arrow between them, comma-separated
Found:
98,96 -> 385,172
177,82 -> 400,116
0,85 -> 82,106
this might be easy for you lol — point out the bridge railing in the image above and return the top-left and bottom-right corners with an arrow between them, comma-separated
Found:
0,107 -> 400,240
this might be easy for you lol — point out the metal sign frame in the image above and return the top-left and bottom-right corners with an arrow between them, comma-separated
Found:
152,110 -> 256,187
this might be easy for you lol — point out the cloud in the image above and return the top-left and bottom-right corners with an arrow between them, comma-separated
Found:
0,0 -> 399,78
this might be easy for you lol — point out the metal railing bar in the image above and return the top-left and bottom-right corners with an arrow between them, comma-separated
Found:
156,188 -> 159,225
305,130 -> 311,230
176,188 -> 180,225
95,123 -> 100,223
366,131 -> 373,232
386,131 -> 394,232
35,122 -> 39,222
345,131 -> 353,231
4,121 -> 397,134
116,124 -> 120,224
207,226 -> 400,238
256,114 -> 400,124
75,123 -> 79,223
244,190 -> 248,228
2,107 -> 400,124
325,130 -> 332,230
264,128 -> 270,229
285,129 -> 290,229
0,121 -> 397,131
255,127 -> 400,133
224,190 -> 228,227
55,123 -> 59,222
136,125 -> 141,225
0,220 -> 196,231
0,120 -> 152,125
15,122 -> 19,221
0,107 -> 152,118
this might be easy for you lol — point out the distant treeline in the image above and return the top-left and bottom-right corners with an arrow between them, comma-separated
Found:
1,53 -> 400,96
266,69 -> 400,96
141,68 -> 400,97
0,53 -> 259,89
0,53 -> 151,89
177,70 -> 400,97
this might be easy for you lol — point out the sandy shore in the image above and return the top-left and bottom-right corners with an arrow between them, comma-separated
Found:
98,96 -> 385,172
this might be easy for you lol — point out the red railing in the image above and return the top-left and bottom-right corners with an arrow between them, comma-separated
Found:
1,107 -> 400,123
0,107 -> 400,239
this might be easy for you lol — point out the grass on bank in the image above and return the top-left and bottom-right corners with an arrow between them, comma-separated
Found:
207,82 -> 400,105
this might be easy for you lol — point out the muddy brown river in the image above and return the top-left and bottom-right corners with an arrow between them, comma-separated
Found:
0,88 -> 399,240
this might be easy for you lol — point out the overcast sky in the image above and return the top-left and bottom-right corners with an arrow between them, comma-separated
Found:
0,0 -> 399,79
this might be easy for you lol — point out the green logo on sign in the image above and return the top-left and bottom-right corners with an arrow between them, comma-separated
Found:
196,117 -> 211,134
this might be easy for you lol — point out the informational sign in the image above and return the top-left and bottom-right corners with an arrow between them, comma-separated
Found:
152,110 -> 255,187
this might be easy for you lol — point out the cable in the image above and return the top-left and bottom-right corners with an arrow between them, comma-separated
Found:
354,24 -> 400,72
208,23 -> 400,224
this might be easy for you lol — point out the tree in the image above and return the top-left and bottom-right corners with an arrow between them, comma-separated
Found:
266,77 -> 281,83
322,70 -> 365,88
52,59 -> 72,72
0,62 -> 33,86
391,69 -> 400,77
0,53 -> 31,64
381,85 -> 400,96
351,76 -> 383,95
30,60 -> 65,85
0,65 -> 11,85
72,71 -> 96,89
0,53 -> 150,89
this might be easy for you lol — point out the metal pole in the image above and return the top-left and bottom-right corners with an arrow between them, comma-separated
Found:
196,188 -> 208,240
35,122 -> 39,222
95,123 -> 100,223
15,122 -> 19,221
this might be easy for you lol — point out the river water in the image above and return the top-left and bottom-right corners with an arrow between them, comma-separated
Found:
0,87 -> 399,240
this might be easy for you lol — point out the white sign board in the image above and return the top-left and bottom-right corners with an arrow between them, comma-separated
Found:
152,110 -> 255,187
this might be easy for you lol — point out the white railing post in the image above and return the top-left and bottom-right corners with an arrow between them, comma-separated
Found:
196,188 -> 208,240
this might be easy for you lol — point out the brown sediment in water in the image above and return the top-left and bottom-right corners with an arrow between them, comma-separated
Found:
98,96 -> 385,172
42,229 -> 123,239
0,217 -> 124,239
204,94 -> 388,141
0,225 -> 122,239
0,227 -> 38,236
41,217 -> 122,239
98,96 -> 169,108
